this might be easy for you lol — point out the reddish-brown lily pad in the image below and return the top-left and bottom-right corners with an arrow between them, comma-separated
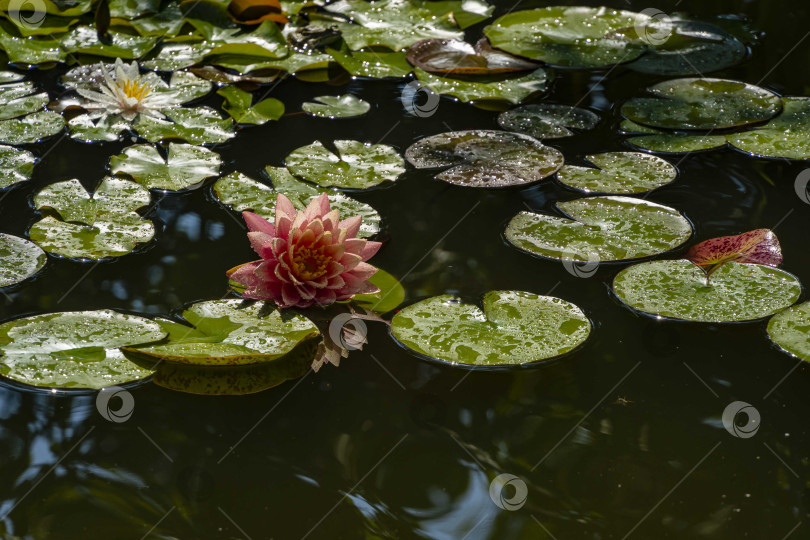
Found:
685,228 -> 782,277
406,38 -> 540,75
228,0 -> 288,24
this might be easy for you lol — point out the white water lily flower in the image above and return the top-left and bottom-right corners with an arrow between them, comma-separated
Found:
76,58 -> 180,121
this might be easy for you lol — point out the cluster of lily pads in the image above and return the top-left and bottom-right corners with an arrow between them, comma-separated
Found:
0,3 -> 809,395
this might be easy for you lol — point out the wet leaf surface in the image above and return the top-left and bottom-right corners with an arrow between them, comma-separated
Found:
109,143 -> 221,191
557,152 -> 677,194
498,103 -> 599,139
285,139 -> 405,189
0,233 -> 47,288
767,301 -> 810,361
302,94 -> 370,118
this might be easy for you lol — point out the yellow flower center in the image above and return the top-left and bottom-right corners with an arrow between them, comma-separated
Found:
292,246 -> 330,280
121,79 -> 152,101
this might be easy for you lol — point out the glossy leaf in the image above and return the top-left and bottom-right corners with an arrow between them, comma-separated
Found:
0,233 -> 46,288
767,301 -> 810,361
0,310 -> 166,389
29,177 -> 155,259
557,152 -> 677,194
498,103 -> 599,139
349,269 -> 404,313
302,94 -> 370,119
613,260 -> 801,322
327,47 -> 412,79
405,130 -> 562,188
406,38 -> 539,74
622,78 -> 782,131
685,229 -> 782,277
286,139 -> 405,189
228,0 -> 287,24
134,106 -> 236,145
391,290 -> 591,366
0,111 -> 64,145
213,167 -> 381,237
728,97 -> 810,160
0,81 -> 48,120
484,6 -> 650,68
121,299 -> 319,366
109,143 -> 221,191
0,145 -> 36,189
414,67 -> 547,104
217,86 -> 285,125
505,196 -> 692,263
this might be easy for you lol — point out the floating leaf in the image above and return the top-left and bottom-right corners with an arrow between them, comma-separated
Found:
484,6 -> 650,68
302,94 -> 370,119
152,339 -> 317,395
29,177 -> 155,259
0,233 -> 46,288
414,67 -> 547,104
627,19 -> 747,76
405,130 -> 562,188
627,133 -> 729,154
213,167 -> 382,237
188,19 -> 288,59
0,145 -> 36,189
556,152 -> 677,194
325,0 -> 464,51
228,0 -> 287,24
727,97 -> 810,160
767,301 -> 810,361
142,42 -> 214,71
0,111 -> 64,145
505,196 -> 692,262
217,86 -> 285,125
286,139 -> 405,189
109,143 -> 221,191
498,103 -> 599,139
0,310 -> 166,389
622,78 -> 782,131
685,229 -> 782,277
327,47 -> 411,79
613,260 -> 801,322
406,38 -> 539,74
0,81 -> 49,120
134,106 -> 235,145
121,299 -> 319,366
60,25 -> 160,59
391,291 -> 591,366
348,268 -> 404,313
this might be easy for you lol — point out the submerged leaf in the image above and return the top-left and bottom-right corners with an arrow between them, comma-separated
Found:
405,130 -> 562,188
391,290 -> 591,366
613,260 -> 801,322
0,233 -> 47,288
685,229 -> 782,277
286,139 -> 405,189
0,310 -> 166,389
109,143 -> 221,191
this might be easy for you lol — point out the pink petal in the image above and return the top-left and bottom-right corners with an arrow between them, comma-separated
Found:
243,212 -> 275,235
248,231 -> 276,260
348,261 -> 378,281
360,240 -> 382,261
344,237 -> 367,255
282,284 -> 301,307
322,209 -> 340,233
339,215 -> 362,239
339,252 -> 363,272
304,193 -> 330,221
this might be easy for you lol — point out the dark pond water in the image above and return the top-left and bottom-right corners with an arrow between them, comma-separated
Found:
2,0 -> 810,538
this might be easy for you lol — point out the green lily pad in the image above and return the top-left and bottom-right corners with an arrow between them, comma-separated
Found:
0,310 -> 167,389
0,111 -> 64,145
325,0 -> 464,51
391,290 -> 591,366
613,260 -> 801,322
498,104 -> 599,139
767,301 -> 810,361
327,47 -> 411,79
151,338 -> 318,395
350,268 -> 405,313
483,6 -> 650,68
0,82 -> 48,120
213,167 -> 381,237
29,177 -> 155,260
728,97 -> 810,160
109,143 -> 221,191
622,78 -> 782,131
627,19 -> 747,76
141,42 -> 214,71
217,86 -> 285,125
60,25 -> 160,59
302,94 -> 370,119
0,32 -> 67,65
621,119 -> 730,154
505,196 -> 692,263
121,299 -> 319,366
67,113 -> 132,143
0,145 -> 36,189
193,19 -> 289,59
286,139 -> 405,189
414,67 -> 548,104
225,50 -> 331,75
0,233 -> 46,288
556,152 -> 677,194
134,106 -> 235,145
405,130 -> 563,188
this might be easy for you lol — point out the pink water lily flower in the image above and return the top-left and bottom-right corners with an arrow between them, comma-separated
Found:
228,193 -> 382,308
